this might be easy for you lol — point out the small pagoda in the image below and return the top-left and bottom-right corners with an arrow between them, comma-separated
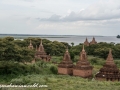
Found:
28,40 -> 33,49
84,38 -> 89,46
35,39 -> 51,62
95,49 -> 120,81
73,45 -> 93,78
58,48 -> 74,75
90,37 -> 97,45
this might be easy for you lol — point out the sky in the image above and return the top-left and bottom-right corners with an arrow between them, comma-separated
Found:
0,0 -> 120,36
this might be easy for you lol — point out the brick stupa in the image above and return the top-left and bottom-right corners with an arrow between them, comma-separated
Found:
90,37 -> 97,45
58,48 -> 74,75
95,49 -> 120,81
35,39 -> 51,62
84,38 -> 89,46
28,40 -> 33,49
73,45 -> 93,78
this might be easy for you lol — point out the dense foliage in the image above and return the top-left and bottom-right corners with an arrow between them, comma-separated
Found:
0,37 -> 35,62
1,37 -> 120,61
71,42 -> 120,59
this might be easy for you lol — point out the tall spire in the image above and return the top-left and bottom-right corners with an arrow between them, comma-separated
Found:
30,40 -> 32,45
85,37 -> 88,42
95,48 -> 120,81
90,37 -> 97,45
28,39 -> 33,49
80,45 -> 87,61
82,45 -> 85,52
73,44 -> 93,78
38,39 -> 44,52
91,37 -> 95,42
63,48 -> 71,61
66,46 -> 68,52
84,37 -> 89,46
106,49 -> 115,65
58,47 -> 73,75
40,39 -> 43,46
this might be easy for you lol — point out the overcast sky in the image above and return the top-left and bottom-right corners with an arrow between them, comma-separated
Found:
0,0 -> 120,36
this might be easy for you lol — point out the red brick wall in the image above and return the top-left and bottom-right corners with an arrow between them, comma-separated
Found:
58,67 -> 73,75
73,69 -> 92,78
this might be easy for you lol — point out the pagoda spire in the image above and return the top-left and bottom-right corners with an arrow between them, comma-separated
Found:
85,37 -> 88,42
93,37 -> 95,40
28,39 -> 33,49
30,40 -> 32,45
40,39 -> 43,46
63,47 -> 71,61
80,45 -> 87,61
95,49 -> 120,81
82,45 -> 85,52
90,37 -> 97,45
35,39 -> 51,62
106,49 -> 115,65
38,39 -> 44,52
58,48 -> 73,75
73,45 -> 93,78
84,37 -> 89,46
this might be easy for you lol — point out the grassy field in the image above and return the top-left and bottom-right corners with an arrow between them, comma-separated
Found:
0,56 -> 120,90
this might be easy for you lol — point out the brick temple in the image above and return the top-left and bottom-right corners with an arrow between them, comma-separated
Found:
28,40 -> 33,49
90,37 -> 97,45
58,48 -> 74,75
73,45 -> 93,78
84,38 -> 89,46
35,39 -> 51,62
95,49 -> 120,81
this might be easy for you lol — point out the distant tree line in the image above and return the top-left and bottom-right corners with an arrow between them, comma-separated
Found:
0,37 -> 70,62
71,42 -> 120,59
0,37 -> 120,63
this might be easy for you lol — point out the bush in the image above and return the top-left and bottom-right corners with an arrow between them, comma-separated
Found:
50,65 -> 58,74
89,58 -> 105,65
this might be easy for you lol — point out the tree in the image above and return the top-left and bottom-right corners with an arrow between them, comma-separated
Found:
71,42 -> 74,47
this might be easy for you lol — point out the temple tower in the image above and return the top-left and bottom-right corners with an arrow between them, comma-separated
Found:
84,38 -> 89,46
90,37 -> 97,45
35,39 -> 51,62
28,40 -> 33,49
95,49 -> 120,81
58,48 -> 74,75
73,45 -> 93,78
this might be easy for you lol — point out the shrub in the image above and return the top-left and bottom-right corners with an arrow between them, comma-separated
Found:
50,65 -> 58,74
89,58 -> 105,65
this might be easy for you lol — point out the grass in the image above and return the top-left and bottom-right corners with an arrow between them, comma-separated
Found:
1,74 -> 120,90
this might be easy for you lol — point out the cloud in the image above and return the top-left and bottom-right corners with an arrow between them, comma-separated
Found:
40,14 -> 61,21
35,21 -> 120,35
38,0 -> 120,22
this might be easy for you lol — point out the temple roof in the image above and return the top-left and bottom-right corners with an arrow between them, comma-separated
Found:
28,40 -> 33,49
84,38 -> 89,46
90,37 -> 97,44
38,39 -> 45,52
80,45 -> 87,61
63,48 -> 71,61
58,48 -> 73,68
74,45 -> 93,69
95,49 -> 120,81
105,49 -> 115,66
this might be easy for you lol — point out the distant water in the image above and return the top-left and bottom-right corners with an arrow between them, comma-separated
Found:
0,34 -> 120,45
45,36 -> 120,45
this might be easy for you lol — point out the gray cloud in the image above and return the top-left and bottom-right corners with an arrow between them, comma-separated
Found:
40,14 -> 61,21
38,0 -> 120,22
